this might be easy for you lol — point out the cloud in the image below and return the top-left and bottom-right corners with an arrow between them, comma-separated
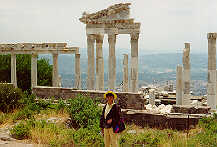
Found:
0,0 -> 216,53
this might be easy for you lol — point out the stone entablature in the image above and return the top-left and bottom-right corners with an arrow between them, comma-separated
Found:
0,43 -> 78,54
86,23 -> 140,34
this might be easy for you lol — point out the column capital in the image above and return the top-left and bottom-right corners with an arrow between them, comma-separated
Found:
123,54 -> 128,64
87,34 -> 96,43
32,53 -> 38,57
75,53 -> 80,58
96,34 -> 104,44
207,33 -> 217,40
52,53 -> 58,56
108,33 -> 116,38
130,33 -> 139,41
108,34 -> 116,44
184,43 -> 190,49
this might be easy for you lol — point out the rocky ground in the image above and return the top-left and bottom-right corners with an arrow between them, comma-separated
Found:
0,125 -> 47,147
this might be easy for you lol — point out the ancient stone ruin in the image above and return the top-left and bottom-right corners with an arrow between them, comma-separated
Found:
0,3 -> 216,132
79,3 -> 140,92
0,43 -> 80,89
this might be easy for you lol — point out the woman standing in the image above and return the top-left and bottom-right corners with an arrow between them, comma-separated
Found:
100,91 -> 120,147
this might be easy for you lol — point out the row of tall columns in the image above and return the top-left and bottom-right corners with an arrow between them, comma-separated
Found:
86,33 -> 139,92
176,65 -> 183,105
183,43 -> 191,105
207,33 -> 217,109
9,53 -> 80,89
130,33 -> 139,92
11,53 -> 17,88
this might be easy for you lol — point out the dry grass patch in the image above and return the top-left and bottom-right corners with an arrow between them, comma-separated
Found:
29,121 -> 74,146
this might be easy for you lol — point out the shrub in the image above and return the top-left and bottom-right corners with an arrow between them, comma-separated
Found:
56,99 -> 66,112
12,104 -> 39,121
0,83 -> 23,113
18,91 -> 36,107
119,127 -> 176,145
73,124 -> 103,145
195,114 -> 217,146
37,99 -> 52,109
67,96 -> 102,128
10,121 -> 30,139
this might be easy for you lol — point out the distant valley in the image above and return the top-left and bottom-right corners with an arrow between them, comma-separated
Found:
39,49 -> 208,95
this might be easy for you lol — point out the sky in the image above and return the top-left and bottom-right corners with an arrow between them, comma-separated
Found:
0,0 -> 217,54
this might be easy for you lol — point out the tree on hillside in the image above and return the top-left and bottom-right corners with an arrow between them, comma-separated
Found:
0,55 -> 52,91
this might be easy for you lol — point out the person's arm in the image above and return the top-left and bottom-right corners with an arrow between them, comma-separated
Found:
100,106 -> 106,135
100,106 -> 105,128
112,104 -> 120,126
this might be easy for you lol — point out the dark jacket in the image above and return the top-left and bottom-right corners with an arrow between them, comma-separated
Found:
100,104 -> 120,130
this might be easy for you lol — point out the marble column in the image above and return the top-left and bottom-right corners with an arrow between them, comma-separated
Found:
176,65 -> 183,105
207,33 -> 217,109
75,54 -> 81,89
11,53 -> 17,88
183,43 -> 191,94
123,54 -> 128,92
52,53 -> 59,87
108,34 -> 116,90
183,43 -> 191,105
96,34 -> 104,91
87,34 -> 95,90
31,53 -> 37,88
130,33 -> 139,92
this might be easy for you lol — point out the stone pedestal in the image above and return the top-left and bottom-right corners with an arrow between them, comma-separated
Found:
75,54 -> 81,89
176,65 -> 183,105
87,34 -> 95,90
123,54 -> 128,92
96,34 -> 104,90
31,54 -> 37,88
207,33 -> 217,109
11,53 -> 17,88
108,34 -> 116,90
52,53 -> 59,87
130,33 -> 139,93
